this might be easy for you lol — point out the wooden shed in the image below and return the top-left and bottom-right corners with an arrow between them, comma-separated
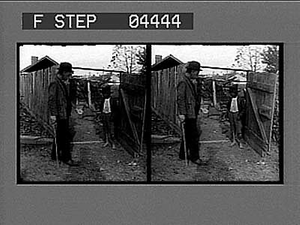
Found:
20,56 -> 58,130
151,54 -> 186,134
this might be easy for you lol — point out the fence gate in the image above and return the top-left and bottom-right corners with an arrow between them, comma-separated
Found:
117,73 -> 146,156
244,72 -> 278,156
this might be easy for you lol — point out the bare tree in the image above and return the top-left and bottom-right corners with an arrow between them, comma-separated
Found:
110,45 -> 145,74
135,46 -> 147,75
232,45 -> 264,72
261,45 -> 279,74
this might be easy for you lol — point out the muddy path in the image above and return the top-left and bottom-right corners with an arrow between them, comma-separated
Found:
151,112 -> 280,183
20,104 -> 279,183
20,105 -> 147,183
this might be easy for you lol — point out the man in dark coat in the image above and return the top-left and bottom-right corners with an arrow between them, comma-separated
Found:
177,61 -> 203,165
226,86 -> 246,148
48,62 -> 78,166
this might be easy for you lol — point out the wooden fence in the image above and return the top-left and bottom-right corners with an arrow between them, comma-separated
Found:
151,64 -> 185,134
19,66 -> 57,132
244,72 -> 278,155
118,73 -> 147,156
19,67 -> 148,156
71,78 -> 114,109
20,67 -> 120,123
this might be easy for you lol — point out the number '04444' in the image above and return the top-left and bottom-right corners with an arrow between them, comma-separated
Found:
129,14 -> 181,29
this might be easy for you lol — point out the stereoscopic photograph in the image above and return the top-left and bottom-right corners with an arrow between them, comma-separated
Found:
151,44 -> 282,183
18,43 -> 282,184
18,44 -> 147,183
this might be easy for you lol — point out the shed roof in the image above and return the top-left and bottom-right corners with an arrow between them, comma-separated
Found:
21,55 -> 59,73
151,54 -> 183,71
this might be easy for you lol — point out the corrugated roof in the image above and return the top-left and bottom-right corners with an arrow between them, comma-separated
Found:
21,55 -> 59,73
151,54 -> 183,71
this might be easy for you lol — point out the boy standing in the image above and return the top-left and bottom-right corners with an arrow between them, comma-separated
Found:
227,86 -> 246,149
100,85 -> 116,149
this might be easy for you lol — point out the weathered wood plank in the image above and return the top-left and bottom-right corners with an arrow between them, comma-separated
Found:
20,135 -> 53,145
248,82 -> 275,93
140,91 -> 147,152
20,65 -> 58,129
247,88 -> 268,142
151,134 -> 230,144
268,77 -> 278,151
152,106 -> 181,136
258,105 -> 272,120
244,128 -> 268,156
117,128 -> 141,157
21,136 -> 108,145
245,72 -> 277,154
120,88 -> 140,147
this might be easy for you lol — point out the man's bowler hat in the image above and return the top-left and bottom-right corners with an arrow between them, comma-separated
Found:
186,61 -> 203,71
58,62 -> 74,73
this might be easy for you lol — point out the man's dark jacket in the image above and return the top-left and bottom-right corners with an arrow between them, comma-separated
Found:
177,75 -> 201,119
48,77 -> 72,120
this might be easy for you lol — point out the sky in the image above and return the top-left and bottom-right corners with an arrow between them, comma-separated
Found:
20,45 -> 116,72
20,44 -> 269,75
152,44 -> 273,74
152,45 -> 248,74
20,44 -> 148,76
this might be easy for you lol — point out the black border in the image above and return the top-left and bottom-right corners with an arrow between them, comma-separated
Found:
17,42 -> 284,185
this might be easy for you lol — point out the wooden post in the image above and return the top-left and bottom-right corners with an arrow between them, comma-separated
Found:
120,89 -> 140,147
212,79 -> 217,107
140,91 -> 147,153
268,74 -> 278,152
87,80 -> 92,107
75,81 -> 79,106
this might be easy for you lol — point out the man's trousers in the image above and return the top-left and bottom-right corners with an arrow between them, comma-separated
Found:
179,118 -> 200,161
52,119 -> 72,162
228,111 -> 242,140
102,113 -> 115,144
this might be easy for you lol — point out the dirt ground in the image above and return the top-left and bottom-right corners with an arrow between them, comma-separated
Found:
151,111 -> 281,183
20,105 -> 147,183
20,103 -> 280,183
